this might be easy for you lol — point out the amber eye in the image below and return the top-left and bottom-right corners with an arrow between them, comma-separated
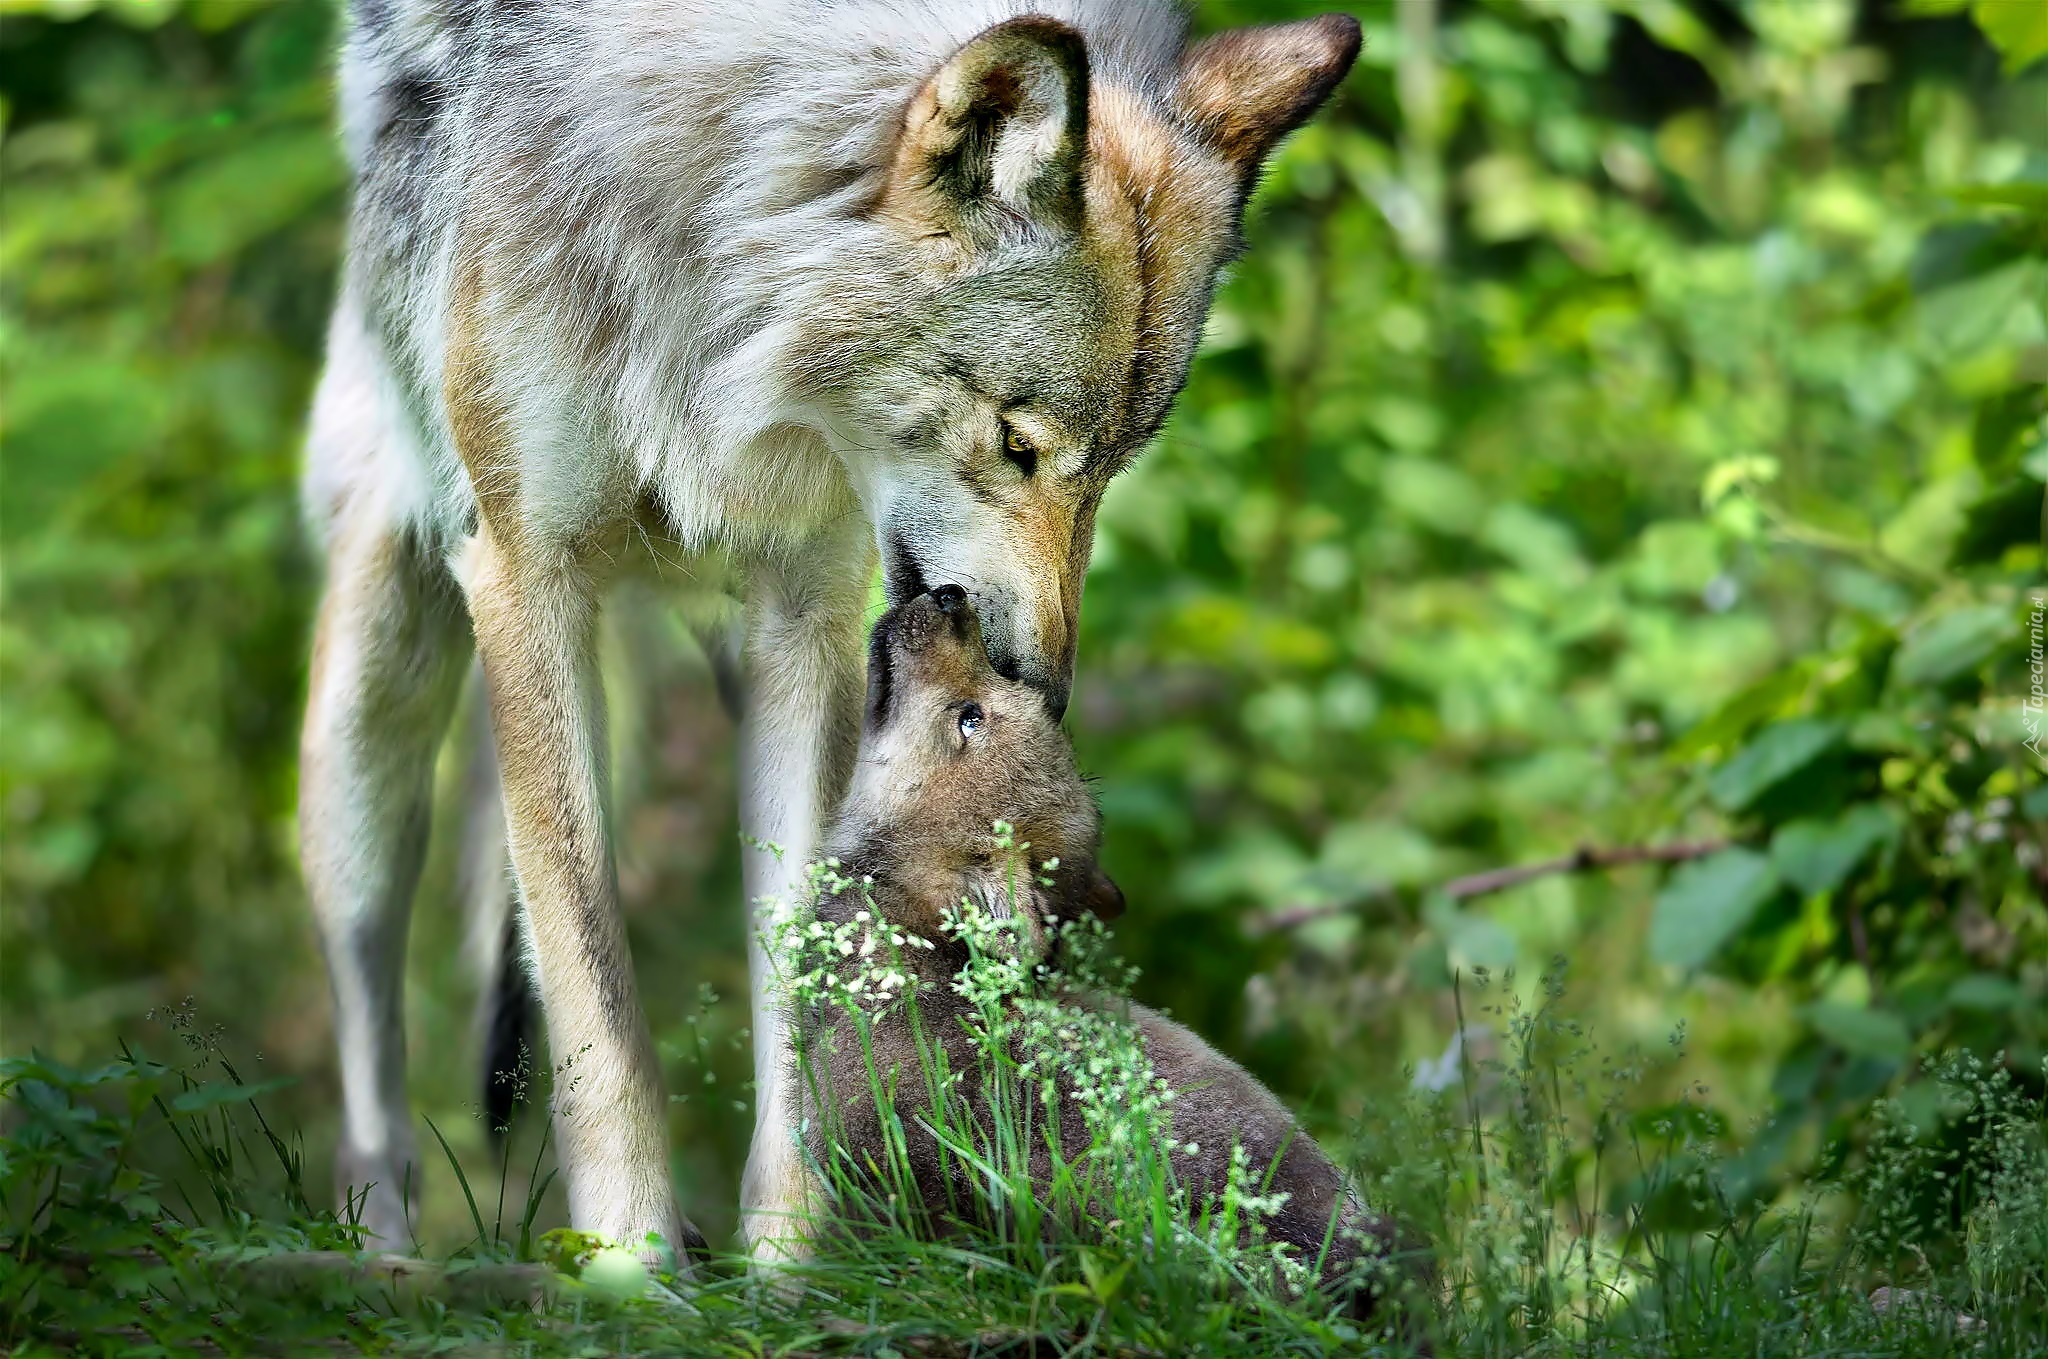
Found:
958,702 -> 985,740
1001,423 -> 1038,479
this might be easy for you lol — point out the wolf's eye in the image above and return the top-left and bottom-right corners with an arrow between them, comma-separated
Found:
957,702 -> 985,740
1001,423 -> 1038,479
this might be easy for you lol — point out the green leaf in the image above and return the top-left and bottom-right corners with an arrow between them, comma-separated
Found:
1953,477 -> 2047,565
1890,605 -> 2015,687
1947,182 -> 2048,215
1974,0 -> 2048,75
1803,1002 -> 1912,1060
1425,894 -> 1517,968
1910,221 -> 2029,294
1628,521 -> 1722,598
160,128 -> 344,266
2025,439 -> 2048,483
1669,664 -> 1813,759
1708,719 -> 1844,813
1382,457 -> 1484,536
2,1055 -> 136,1092
539,1227 -> 606,1276
170,1076 -> 295,1113
1769,804 -> 1898,897
1701,455 -> 1781,509
1650,849 -> 1780,969
1079,1248 -> 1133,1305
1947,974 -> 2024,1011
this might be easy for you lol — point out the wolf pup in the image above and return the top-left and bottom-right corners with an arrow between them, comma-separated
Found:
304,0 -> 1360,1260
792,587 -> 1403,1320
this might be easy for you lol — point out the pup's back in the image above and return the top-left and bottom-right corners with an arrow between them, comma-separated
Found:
792,587 -> 1404,1320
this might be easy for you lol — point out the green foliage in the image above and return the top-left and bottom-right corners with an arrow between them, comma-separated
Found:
0,1034 -> 369,1354
1,0 -> 2042,1311
2,0 -> 337,1086
1073,0 -> 2047,1219
1649,848 -> 1777,968
7,972 -> 2045,1354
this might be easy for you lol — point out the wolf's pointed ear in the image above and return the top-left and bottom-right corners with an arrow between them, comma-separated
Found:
885,16 -> 1090,238
1176,15 -> 1361,187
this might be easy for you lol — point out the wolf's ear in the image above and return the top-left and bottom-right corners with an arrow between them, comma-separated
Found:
1176,15 -> 1361,187
885,16 -> 1090,238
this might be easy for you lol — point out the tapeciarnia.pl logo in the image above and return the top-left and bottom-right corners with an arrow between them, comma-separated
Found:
2025,590 -> 2045,762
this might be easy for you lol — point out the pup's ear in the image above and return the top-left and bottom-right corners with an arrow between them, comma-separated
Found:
884,16 -> 1090,239
1175,15 -> 1361,189
1081,864 -> 1125,922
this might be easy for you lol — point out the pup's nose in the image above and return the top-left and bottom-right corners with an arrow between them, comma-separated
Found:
931,584 -> 968,614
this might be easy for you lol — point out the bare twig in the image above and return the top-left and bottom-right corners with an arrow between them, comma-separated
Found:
1251,889 -> 1395,936
1247,840 -> 1731,937
1437,840 -> 1731,900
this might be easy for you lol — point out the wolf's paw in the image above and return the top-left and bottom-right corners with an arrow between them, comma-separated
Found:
333,1139 -> 420,1255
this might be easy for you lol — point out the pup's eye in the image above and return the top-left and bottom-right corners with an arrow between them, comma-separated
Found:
957,702 -> 985,739
1001,423 -> 1038,479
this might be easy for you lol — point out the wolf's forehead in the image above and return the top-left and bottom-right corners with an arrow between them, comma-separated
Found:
915,92 -> 1242,464
929,258 -> 1132,435
925,238 -> 1197,464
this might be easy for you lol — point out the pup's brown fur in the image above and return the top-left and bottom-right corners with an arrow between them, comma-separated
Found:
795,587 -> 1403,1320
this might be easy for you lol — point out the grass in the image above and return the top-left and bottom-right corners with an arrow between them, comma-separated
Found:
4,906 -> 2043,1356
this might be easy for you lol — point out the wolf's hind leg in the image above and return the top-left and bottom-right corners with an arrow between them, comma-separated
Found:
301,505 -> 469,1253
736,518 -> 873,1262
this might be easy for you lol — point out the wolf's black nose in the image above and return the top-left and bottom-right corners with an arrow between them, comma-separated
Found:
931,584 -> 968,614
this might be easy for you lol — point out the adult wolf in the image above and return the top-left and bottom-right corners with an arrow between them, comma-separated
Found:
302,0 -> 1359,1265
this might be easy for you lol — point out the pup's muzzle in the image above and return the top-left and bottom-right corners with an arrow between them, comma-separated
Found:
893,583 -> 978,653
864,585 -> 987,728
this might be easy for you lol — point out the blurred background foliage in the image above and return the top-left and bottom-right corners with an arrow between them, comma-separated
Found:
1,0 -> 2043,1251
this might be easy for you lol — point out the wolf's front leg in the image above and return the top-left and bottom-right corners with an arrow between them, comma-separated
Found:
736,521 -> 873,1262
461,527 -> 700,1271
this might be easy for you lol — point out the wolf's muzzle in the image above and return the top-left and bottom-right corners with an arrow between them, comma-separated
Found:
1010,656 -> 1070,723
981,623 -> 1070,721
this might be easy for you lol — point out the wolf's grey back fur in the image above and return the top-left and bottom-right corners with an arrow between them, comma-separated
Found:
337,0 -> 1195,546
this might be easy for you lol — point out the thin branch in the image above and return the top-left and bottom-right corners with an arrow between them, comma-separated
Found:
1251,889 -> 1394,936
1764,516 -> 1941,591
1438,840 -> 1731,900
1246,839 -> 1731,937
